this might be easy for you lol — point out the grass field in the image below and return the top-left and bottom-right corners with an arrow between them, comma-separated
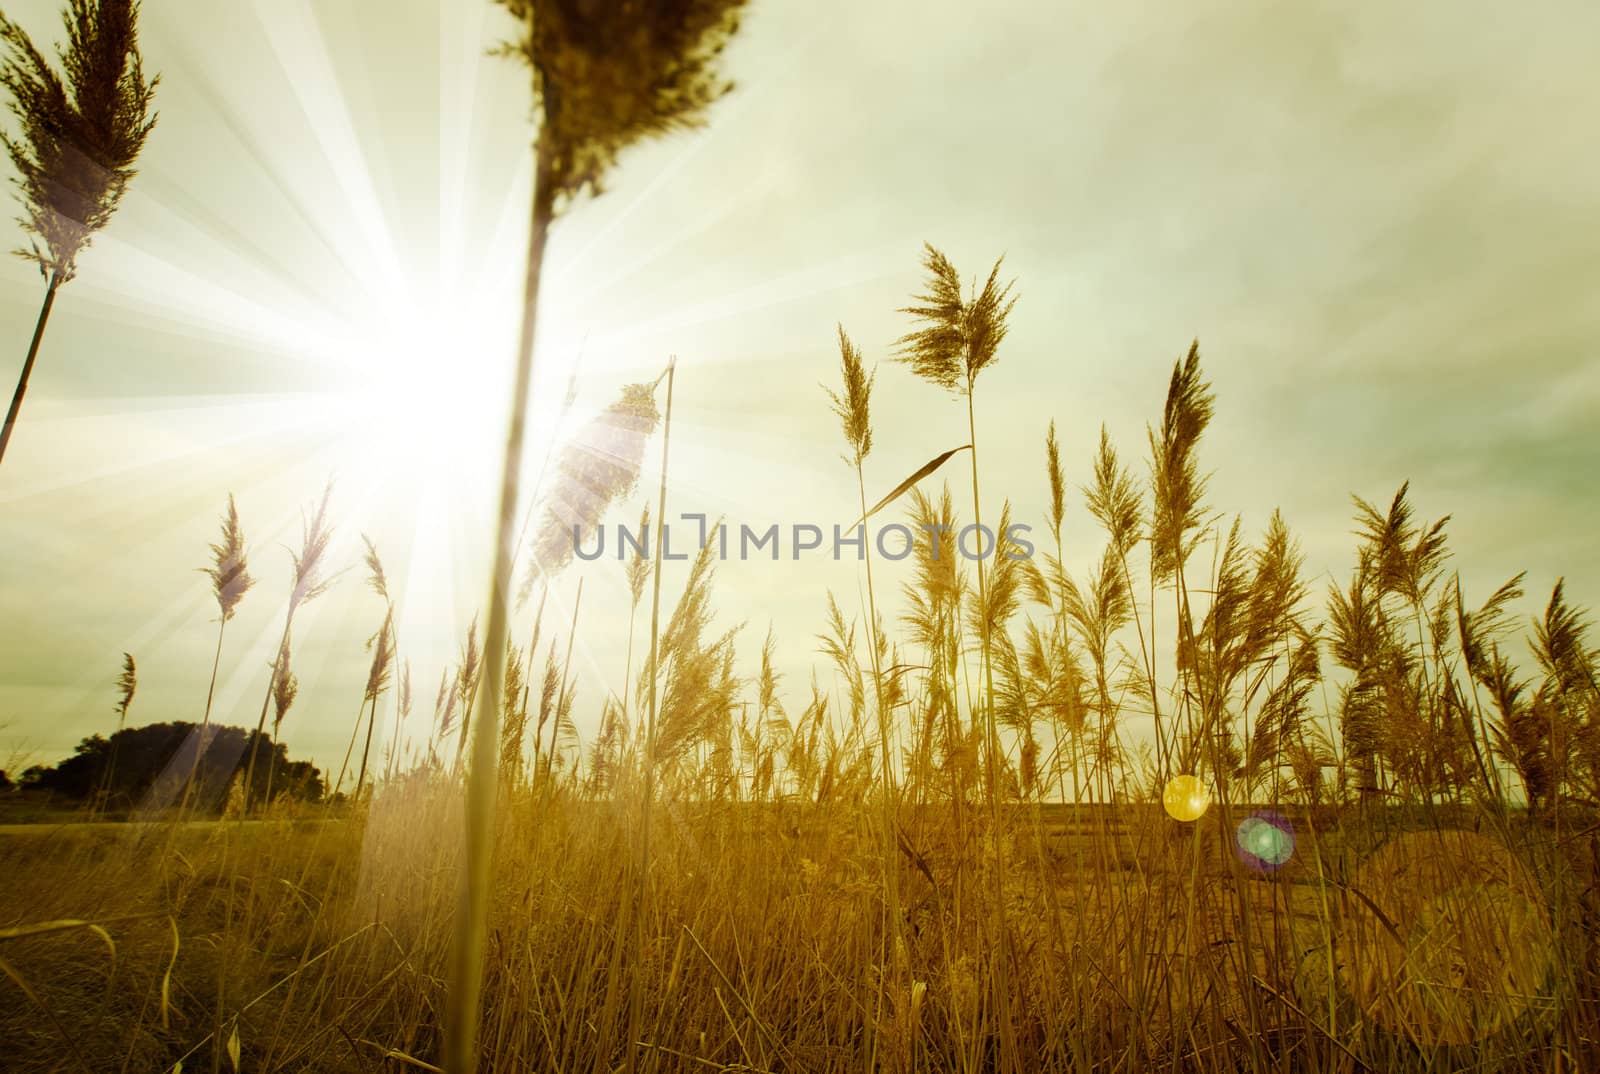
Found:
1,791 -> 1594,1073
5,334 -> 1599,1073
2,2 -> 1597,1072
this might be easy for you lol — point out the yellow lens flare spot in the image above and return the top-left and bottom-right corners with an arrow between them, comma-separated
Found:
1162,774 -> 1211,822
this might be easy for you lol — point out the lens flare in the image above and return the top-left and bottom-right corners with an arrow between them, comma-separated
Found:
1162,774 -> 1210,822
1234,810 -> 1295,871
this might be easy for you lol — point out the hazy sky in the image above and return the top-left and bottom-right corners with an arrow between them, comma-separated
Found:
2,0 -> 1597,776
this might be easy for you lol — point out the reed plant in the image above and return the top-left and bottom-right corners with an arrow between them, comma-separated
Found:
337,537 -> 398,802
542,577 -> 583,800
896,243 -> 1019,1068
182,494 -> 255,812
94,651 -> 135,811
826,323 -> 908,1060
453,3 -> 748,1064
241,483 -> 337,814
259,635 -> 298,808
10,250 -> 1600,1074
0,0 -> 157,467
386,661 -> 413,784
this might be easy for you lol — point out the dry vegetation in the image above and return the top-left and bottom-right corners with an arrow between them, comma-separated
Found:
3,319 -> 1599,1073
3,4 -> 1598,1074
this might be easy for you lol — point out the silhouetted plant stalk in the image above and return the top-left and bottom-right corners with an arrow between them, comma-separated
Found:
183,494 -> 255,813
96,651 -> 136,812
825,324 -> 906,1051
498,641 -> 528,787
451,616 -> 482,775
351,607 -> 396,801
242,482 -> 336,814
261,634 -> 298,808
334,668 -> 375,800
429,665 -> 458,770
1082,426 -> 1159,775
529,640 -> 559,784
620,504 -> 650,731
517,376 -> 660,781
0,0 -> 157,468
899,484 -> 971,861
355,538 -> 398,800
541,576 -> 582,804
386,661 -> 413,784
516,586 -> 550,770
452,0 -> 750,1058
631,356 -> 675,1067
1150,344 -> 1215,772
897,242 -> 1018,1067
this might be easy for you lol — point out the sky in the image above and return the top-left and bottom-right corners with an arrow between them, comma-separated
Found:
1,0 -> 1597,779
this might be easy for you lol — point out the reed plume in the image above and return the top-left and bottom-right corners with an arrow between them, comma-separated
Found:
242,482 -> 336,812
353,536 -> 398,800
618,503 -> 651,736
1148,342 -> 1215,585
1145,344 -> 1217,785
96,650 -> 135,810
453,615 -> 482,770
901,485 -> 966,798
1045,420 -> 1065,544
539,577 -> 583,800
1530,580 -> 1598,803
499,643 -> 528,786
532,640 -> 560,784
430,666 -> 458,769
260,634 -> 298,809
749,627 -> 785,801
529,381 -> 660,574
824,324 -> 903,1035
0,0 -> 157,467
386,661 -> 412,783
355,607 -> 396,800
114,649 -> 135,725
184,494 -> 254,810
456,5 -> 749,1065
897,243 -> 1018,1064
270,641 -> 297,740
643,521 -> 740,778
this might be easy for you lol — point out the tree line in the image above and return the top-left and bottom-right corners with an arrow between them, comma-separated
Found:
10,720 -> 324,813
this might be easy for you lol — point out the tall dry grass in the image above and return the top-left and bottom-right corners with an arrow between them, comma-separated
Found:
4,273 -> 1600,1074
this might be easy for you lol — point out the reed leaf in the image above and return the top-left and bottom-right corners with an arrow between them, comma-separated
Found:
856,445 -> 971,527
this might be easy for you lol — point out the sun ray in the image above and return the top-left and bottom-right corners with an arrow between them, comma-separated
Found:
250,0 -> 405,300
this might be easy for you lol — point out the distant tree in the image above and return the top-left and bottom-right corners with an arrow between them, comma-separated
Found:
0,768 -> 12,792
27,721 -> 322,812
0,0 -> 159,468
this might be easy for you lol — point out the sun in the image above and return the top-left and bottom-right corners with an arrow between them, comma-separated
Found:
309,277 -> 589,521
344,306 -> 510,481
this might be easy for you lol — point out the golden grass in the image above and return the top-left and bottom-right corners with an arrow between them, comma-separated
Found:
0,789 -> 1595,1073
6,283 -> 1598,1074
